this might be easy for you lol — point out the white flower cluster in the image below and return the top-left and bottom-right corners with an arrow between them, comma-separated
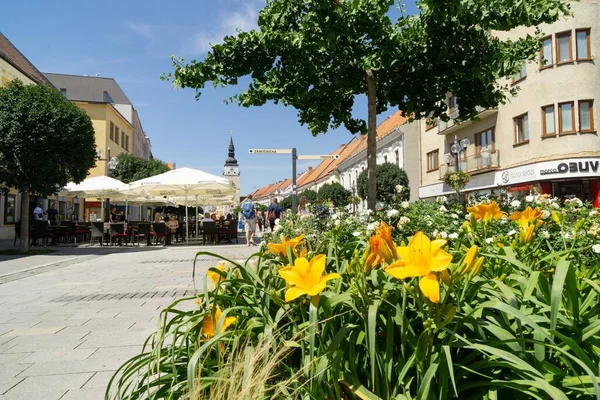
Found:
525,195 -> 535,203
366,221 -> 380,233
541,210 -> 551,219
507,229 -> 517,237
436,196 -> 448,203
439,205 -> 447,212
398,216 -> 410,227
386,209 -> 400,218
485,237 -> 493,244
510,200 -> 521,208
590,210 -> 599,217
400,201 -> 410,209
451,213 -> 459,219
565,197 -> 584,208
395,184 -> 404,194
448,232 -> 459,240
541,230 -> 551,239
592,244 -> 600,254
352,231 -> 361,237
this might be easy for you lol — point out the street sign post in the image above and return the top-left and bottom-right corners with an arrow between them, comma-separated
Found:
248,149 -> 293,154
248,148 -> 298,214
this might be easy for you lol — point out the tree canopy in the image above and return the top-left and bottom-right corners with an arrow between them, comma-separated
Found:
0,79 -> 96,251
358,162 -> 409,203
165,0 -> 569,209
318,182 -> 352,207
109,153 -> 171,183
299,189 -> 318,204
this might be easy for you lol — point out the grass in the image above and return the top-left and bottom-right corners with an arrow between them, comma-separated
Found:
0,249 -> 57,256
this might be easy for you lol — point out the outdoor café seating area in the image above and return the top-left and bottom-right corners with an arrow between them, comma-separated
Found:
18,219 -> 240,247
14,167 -> 242,248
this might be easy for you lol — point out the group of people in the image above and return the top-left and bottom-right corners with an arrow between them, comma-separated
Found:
240,195 -> 283,246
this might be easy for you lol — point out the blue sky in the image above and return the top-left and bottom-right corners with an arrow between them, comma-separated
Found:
1,0 -> 417,194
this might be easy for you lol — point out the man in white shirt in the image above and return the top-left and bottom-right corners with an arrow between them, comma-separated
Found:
200,213 -> 213,228
33,203 -> 44,221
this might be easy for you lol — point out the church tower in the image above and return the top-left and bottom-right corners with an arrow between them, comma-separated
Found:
223,131 -> 240,202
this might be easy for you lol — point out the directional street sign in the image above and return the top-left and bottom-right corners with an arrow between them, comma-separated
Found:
297,154 -> 340,160
248,149 -> 293,154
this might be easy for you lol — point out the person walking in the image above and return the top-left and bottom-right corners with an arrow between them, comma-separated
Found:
241,194 -> 257,246
267,198 -> 283,232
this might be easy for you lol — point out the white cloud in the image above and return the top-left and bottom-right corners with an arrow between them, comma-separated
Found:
187,3 -> 260,55
126,22 -> 153,38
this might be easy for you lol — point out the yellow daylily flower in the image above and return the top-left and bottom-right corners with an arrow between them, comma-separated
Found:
278,254 -> 341,302
201,306 -> 237,339
467,201 -> 505,222
207,262 -> 228,290
519,224 -> 536,243
457,245 -> 484,277
266,234 -> 306,256
385,232 -> 453,303
365,234 -> 395,271
376,222 -> 398,259
510,207 -> 543,228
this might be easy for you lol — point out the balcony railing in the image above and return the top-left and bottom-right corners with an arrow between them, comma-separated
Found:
437,106 -> 497,135
439,150 -> 500,178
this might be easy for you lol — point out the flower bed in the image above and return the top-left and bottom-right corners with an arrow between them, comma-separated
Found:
107,195 -> 600,399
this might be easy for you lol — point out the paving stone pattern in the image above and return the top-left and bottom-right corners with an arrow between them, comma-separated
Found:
0,244 -> 254,399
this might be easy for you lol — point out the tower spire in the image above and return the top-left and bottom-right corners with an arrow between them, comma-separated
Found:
225,130 -> 238,166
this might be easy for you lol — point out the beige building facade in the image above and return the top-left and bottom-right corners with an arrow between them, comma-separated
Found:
418,0 -> 600,206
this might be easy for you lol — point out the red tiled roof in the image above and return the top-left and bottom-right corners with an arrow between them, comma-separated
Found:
349,111 -> 409,159
0,33 -> 55,88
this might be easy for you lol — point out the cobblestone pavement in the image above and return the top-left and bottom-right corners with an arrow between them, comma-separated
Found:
0,242 -> 256,400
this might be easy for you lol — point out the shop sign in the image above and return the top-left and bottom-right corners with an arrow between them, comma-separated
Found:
498,166 -> 536,185
540,160 -> 599,176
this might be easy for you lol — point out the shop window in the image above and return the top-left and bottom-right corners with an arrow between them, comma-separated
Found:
513,113 -> 529,144
541,105 -> 556,136
558,101 -> 575,134
556,31 -> 572,63
110,122 -> 114,141
540,36 -> 553,68
4,194 -> 16,224
427,150 -> 439,171
579,100 -> 594,132
576,29 -> 591,60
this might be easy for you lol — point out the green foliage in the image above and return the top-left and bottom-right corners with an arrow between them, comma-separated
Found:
108,197 -> 600,399
317,182 -> 351,207
109,153 -> 170,183
300,189 -> 318,204
0,79 -> 96,195
279,195 -> 293,210
357,163 -> 409,203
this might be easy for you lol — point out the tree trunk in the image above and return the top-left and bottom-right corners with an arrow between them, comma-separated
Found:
366,68 -> 377,211
19,189 -> 29,253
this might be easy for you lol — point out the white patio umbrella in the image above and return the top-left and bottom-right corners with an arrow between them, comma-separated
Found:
170,193 -> 238,237
127,167 -> 236,242
59,176 -> 129,222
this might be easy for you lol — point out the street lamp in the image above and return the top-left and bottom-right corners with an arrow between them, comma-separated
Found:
446,135 -> 470,172
107,156 -> 119,172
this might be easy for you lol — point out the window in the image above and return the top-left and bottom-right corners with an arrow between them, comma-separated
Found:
121,131 -> 125,147
475,128 -> 495,153
541,105 -> 556,136
514,113 -> 529,144
427,150 -> 439,171
576,29 -> 591,60
126,135 -> 130,151
425,116 -> 437,131
4,194 -> 15,224
395,149 -> 400,166
579,100 -> 594,132
558,102 -> 575,134
513,65 -> 527,82
103,91 -> 114,103
448,95 -> 457,112
60,88 -> 67,97
540,36 -> 553,67
556,31 -> 572,63
115,127 -> 119,145
110,122 -> 114,141
384,155 -> 388,163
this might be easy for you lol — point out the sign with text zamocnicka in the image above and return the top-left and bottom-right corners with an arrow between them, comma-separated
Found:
248,149 -> 293,154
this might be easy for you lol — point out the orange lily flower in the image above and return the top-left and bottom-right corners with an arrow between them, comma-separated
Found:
278,254 -> 341,302
467,201 -> 505,222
